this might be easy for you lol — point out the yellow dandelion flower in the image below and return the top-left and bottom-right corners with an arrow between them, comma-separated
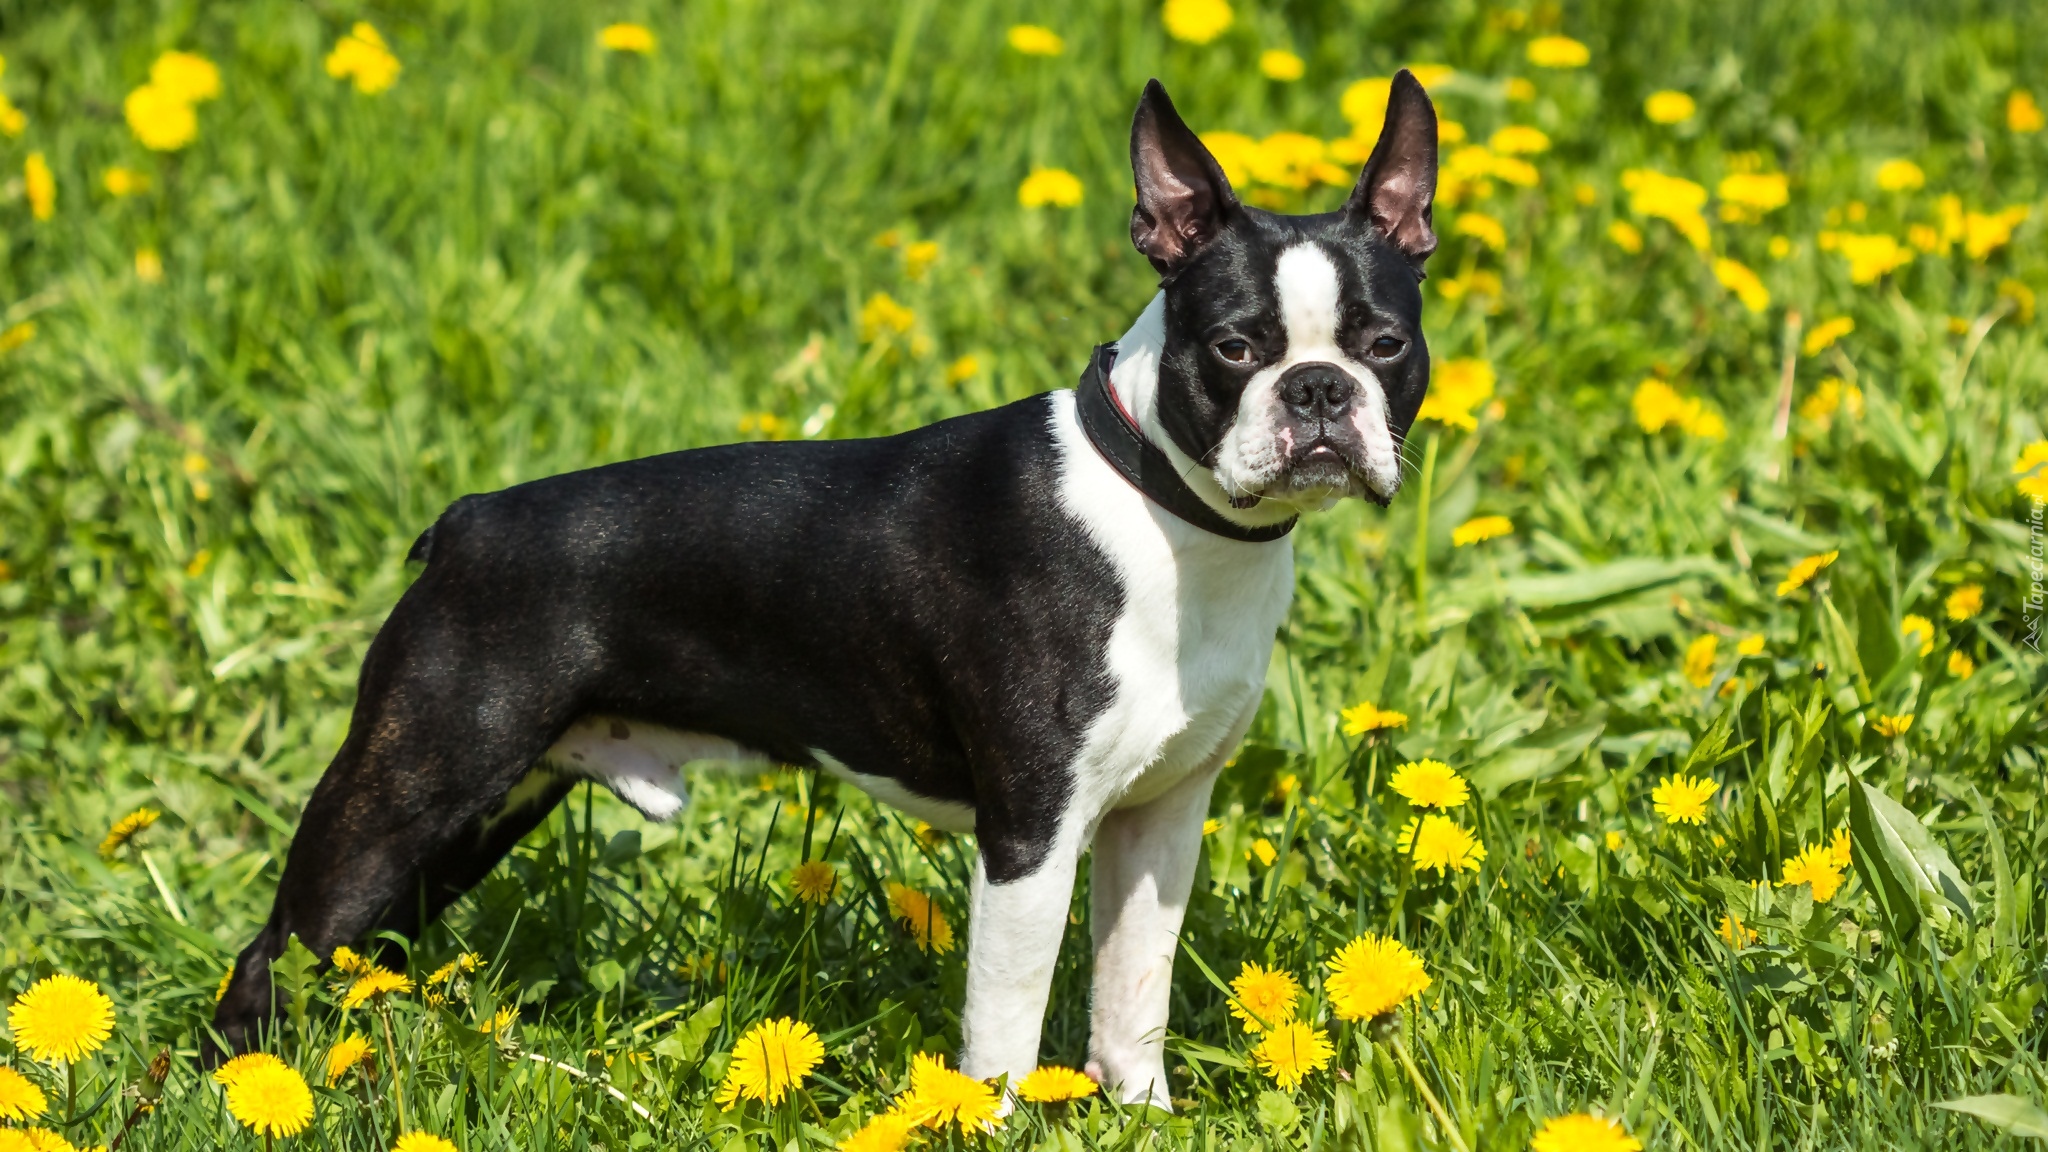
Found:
1644,90 -> 1695,124
1259,49 -> 1304,81
1631,379 -> 1721,438
1340,77 -> 1394,134
477,1005 -> 517,1034
903,240 -> 940,280
1829,827 -> 1852,870
1388,760 -> 1469,809
1834,232 -> 1912,284
1250,1021 -> 1333,1089
1454,211 -> 1508,251
1340,701 -> 1408,736
1228,962 -> 1299,1033
859,292 -> 915,341
2016,441 -> 2048,500
323,1035 -> 373,1087
1719,173 -> 1788,214
136,248 -> 165,284
1803,316 -> 1854,357
1017,167 -> 1082,208
885,883 -> 955,954
0,1128 -> 74,1152
838,1110 -> 920,1152
8,975 -> 114,1064
1963,206 -> 2029,260
598,23 -> 657,54
124,84 -> 196,151
341,968 -> 413,1009
1202,818 -> 1223,835
1717,913 -> 1758,949
213,1051 -> 286,1087
1872,713 -> 1913,739
1651,774 -> 1717,825
1775,550 -> 1839,597
0,93 -> 24,137
1532,1113 -> 1642,1152
330,946 -> 373,976
0,1065 -> 47,1121
1506,76 -> 1536,100
1737,634 -> 1766,657
714,1017 -> 825,1109
1451,515 -> 1513,547
1489,125 -> 1550,154
325,23 -> 401,95
1713,258 -> 1770,313
1249,837 -> 1278,867
1006,25 -> 1065,56
98,807 -> 161,858
1683,634 -> 1719,688
2009,90 -> 2046,133
944,354 -> 980,385
1162,0 -> 1233,44
23,152 -> 53,221
898,1051 -> 1002,1132
1944,584 -> 1983,621
102,167 -> 148,197
1607,220 -> 1644,253
1397,815 -> 1487,875
1526,36 -> 1589,68
1015,1065 -> 1097,1103
1874,159 -> 1924,192
215,971 -> 234,1003
1417,357 -> 1495,431
791,860 -> 837,905
226,1061 -> 313,1138
392,1134 -> 457,1152
149,51 -> 220,103
1900,614 -> 1935,657
1326,933 -> 1430,1022
1780,843 -> 1846,902
1947,650 -> 1975,679
1622,169 -> 1711,250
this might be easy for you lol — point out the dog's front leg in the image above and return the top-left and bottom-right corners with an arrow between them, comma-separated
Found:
1085,763 -> 1221,1109
958,843 -> 1080,1094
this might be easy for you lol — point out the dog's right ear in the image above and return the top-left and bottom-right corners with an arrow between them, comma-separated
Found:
1130,79 -> 1239,276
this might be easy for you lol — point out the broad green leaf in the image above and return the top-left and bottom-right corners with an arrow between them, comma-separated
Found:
1848,781 -> 1972,943
1468,710 -> 1607,798
1490,557 -> 1724,611
1933,1095 -> 2048,1139
271,933 -> 321,1037
654,996 -> 725,1064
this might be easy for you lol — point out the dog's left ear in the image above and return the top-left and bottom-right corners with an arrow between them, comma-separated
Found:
1343,69 -> 1439,271
1130,79 -> 1240,276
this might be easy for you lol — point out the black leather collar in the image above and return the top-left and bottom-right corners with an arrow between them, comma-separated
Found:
1074,343 -> 1297,544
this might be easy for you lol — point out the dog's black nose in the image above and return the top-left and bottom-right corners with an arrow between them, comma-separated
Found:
1277,362 -> 1354,415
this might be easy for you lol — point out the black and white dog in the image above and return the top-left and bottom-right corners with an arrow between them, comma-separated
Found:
215,73 -> 1438,1107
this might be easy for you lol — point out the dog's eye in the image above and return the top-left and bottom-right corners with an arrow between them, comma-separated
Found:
1369,336 -> 1407,361
1213,338 -> 1254,365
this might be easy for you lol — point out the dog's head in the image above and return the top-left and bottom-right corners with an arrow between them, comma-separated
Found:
1129,71 -> 1438,511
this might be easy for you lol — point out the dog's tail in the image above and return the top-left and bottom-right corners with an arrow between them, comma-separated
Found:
406,496 -> 477,566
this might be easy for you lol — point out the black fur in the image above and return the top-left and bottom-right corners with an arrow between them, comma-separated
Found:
212,396 -> 1118,1055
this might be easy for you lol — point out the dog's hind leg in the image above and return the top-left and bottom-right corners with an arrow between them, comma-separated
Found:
209,600 -> 577,1057
1085,762 -> 1223,1109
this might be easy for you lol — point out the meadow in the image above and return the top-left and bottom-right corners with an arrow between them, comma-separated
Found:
2,0 -> 2047,1148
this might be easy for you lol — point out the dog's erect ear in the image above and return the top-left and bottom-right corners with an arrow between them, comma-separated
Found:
1344,69 -> 1439,270
1130,79 -> 1240,276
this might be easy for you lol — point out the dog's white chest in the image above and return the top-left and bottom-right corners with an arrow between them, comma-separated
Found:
1047,391 -> 1293,816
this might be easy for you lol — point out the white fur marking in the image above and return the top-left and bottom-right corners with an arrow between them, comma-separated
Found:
542,715 -> 768,821
1212,243 -> 1401,505
810,748 -> 978,833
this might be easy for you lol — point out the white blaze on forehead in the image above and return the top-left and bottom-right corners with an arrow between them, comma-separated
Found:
1273,243 -> 1342,354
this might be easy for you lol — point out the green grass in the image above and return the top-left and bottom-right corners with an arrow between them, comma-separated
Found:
3,0 -> 2047,1148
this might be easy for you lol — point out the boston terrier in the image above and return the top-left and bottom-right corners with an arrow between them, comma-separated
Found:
214,72 -> 1438,1107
